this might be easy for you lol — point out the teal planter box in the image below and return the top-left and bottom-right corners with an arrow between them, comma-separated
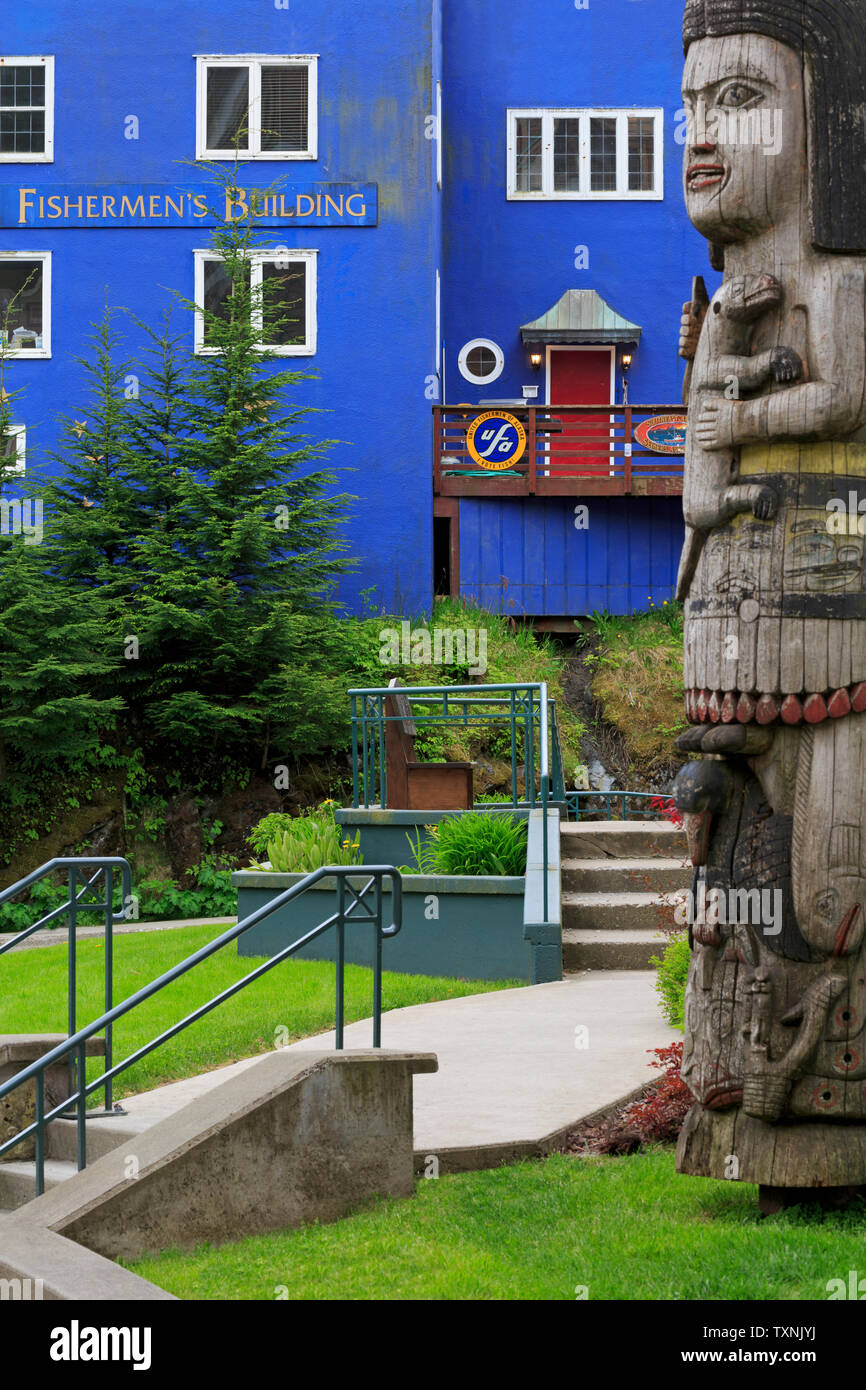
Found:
233,872 -> 528,981
233,808 -> 562,985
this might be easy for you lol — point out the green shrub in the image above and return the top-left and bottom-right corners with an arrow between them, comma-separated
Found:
651,933 -> 690,1032
0,862 -> 236,932
248,801 -> 362,874
403,812 -> 528,878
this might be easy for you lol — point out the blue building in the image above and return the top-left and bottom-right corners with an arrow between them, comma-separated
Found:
0,0 -> 709,619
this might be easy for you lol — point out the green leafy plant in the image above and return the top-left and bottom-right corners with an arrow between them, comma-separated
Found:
402,811 -> 528,878
650,932 -> 690,1031
248,801 -> 361,874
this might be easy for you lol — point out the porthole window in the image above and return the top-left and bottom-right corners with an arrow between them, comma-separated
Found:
458,338 -> 504,385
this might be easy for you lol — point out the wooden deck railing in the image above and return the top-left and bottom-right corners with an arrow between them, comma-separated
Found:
433,404 -> 685,497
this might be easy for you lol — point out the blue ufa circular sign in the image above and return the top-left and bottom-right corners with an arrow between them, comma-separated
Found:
466,411 -> 527,470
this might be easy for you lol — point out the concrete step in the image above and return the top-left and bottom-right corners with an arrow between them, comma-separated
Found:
45,1115 -> 146,1163
562,857 -> 691,893
0,1158 -> 77,1210
562,890 -> 685,933
562,928 -> 666,971
561,819 -> 686,859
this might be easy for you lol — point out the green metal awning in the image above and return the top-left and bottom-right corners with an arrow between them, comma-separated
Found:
520,290 -> 642,346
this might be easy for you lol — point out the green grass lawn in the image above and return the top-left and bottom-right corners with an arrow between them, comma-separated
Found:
0,926 -> 516,1098
126,1148 -> 866,1301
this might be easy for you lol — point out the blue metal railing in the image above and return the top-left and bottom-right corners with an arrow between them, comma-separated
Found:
348,682 -> 559,920
0,858 -> 133,1112
0,864 -> 402,1196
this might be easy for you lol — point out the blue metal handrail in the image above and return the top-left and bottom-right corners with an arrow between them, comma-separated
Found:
0,864 -> 402,1195
348,682 -> 554,919
0,857 -> 133,1111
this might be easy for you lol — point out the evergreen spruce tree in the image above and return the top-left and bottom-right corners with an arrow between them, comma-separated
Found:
0,294 -> 123,790
46,167 -> 354,778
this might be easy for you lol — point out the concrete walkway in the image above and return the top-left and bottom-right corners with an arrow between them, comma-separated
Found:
119,970 -> 677,1169
5,917 -> 234,951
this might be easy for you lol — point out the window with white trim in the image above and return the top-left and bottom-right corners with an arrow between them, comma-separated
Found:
458,339 -> 504,385
507,108 -> 663,200
0,252 -> 51,357
0,57 -> 53,162
193,249 -> 317,355
1,424 -> 25,474
196,55 -> 318,160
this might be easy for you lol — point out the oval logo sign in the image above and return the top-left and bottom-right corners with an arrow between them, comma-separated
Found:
634,414 -> 688,454
466,411 -> 527,470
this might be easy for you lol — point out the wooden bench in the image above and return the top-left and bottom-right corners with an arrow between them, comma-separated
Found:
383,679 -> 474,810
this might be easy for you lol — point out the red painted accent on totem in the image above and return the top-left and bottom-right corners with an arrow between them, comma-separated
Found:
780,694 -> 803,725
708,690 -> 722,723
736,692 -> 756,723
828,688 -> 852,719
851,682 -> 866,713
685,689 -> 695,721
755,693 -> 780,725
705,1090 -> 744,1110
804,693 -> 828,724
834,1047 -> 860,1073
813,1085 -> 838,1111
836,1003 -> 859,1030
720,690 -> 737,723
834,903 -> 862,957
696,689 -> 709,722
694,922 -> 722,947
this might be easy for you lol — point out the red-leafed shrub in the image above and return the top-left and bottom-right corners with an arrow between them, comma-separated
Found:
650,795 -> 683,828
623,1041 -> 693,1143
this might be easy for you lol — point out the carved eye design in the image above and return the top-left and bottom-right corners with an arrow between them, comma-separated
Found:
717,82 -> 761,108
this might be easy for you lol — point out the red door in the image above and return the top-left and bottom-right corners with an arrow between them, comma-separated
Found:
549,349 -> 612,476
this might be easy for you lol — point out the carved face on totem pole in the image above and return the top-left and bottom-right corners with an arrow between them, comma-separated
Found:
675,1 -> 866,1199
682,34 -> 805,248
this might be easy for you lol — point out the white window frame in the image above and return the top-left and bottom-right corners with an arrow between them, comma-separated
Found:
435,81 -> 442,190
0,250 -> 51,358
0,56 -> 54,164
195,54 -> 318,161
507,107 -> 663,201
458,338 -> 505,386
2,422 -> 26,474
193,247 -> 318,356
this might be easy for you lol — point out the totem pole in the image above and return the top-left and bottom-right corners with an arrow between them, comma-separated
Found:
673,0 -> 866,1208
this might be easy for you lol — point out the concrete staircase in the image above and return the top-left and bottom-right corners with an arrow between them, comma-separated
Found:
0,1050 -> 435,1272
0,1114 -> 148,1212
561,819 -> 691,971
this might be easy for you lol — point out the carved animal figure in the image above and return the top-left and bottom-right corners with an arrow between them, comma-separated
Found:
677,271 -> 802,599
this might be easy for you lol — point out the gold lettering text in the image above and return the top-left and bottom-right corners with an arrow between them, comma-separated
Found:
225,189 -> 248,221
17,188 -> 36,224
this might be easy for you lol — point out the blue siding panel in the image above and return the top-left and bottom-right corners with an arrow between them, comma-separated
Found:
460,497 -> 681,616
